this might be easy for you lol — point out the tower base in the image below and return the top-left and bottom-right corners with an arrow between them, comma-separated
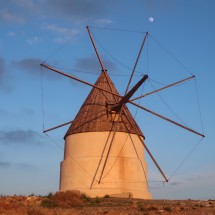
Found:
60,132 -> 152,199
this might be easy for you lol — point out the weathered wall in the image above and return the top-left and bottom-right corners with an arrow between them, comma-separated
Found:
60,132 -> 152,199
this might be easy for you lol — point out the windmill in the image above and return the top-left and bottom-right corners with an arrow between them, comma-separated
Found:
41,26 -> 205,199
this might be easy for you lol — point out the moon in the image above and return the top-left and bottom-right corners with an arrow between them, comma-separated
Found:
149,17 -> 154,22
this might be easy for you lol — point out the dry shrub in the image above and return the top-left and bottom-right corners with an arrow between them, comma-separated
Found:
146,205 -> 158,211
27,206 -> 47,215
41,191 -> 83,208
52,191 -> 83,208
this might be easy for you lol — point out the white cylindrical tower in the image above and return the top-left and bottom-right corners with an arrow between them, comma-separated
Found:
60,71 -> 152,199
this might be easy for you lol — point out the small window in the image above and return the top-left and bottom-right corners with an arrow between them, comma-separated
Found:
106,102 -> 122,122
109,110 -> 121,122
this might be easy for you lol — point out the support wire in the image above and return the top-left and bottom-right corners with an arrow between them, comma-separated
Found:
40,66 -> 45,132
168,137 -> 204,181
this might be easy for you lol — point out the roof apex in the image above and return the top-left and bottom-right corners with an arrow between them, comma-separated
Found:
65,71 -> 144,138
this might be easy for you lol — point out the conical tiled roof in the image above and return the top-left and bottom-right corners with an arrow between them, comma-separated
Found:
65,71 -> 144,138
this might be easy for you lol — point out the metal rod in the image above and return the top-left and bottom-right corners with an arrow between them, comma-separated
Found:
88,28 -> 118,101
103,70 -> 118,103
129,101 -> 205,138
124,32 -> 148,95
122,108 -> 168,182
98,132 -> 117,184
120,116 -> 149,187
131,75 -> 195,101
98,103 -> 126,183
44,120 -> 73,133
137,133 -> 169,182
86,27 -> 118,103
112,75 -> 148,112
86,26 -> 106,72
90,123 -> 116,188
43,109 -> 107,133
89,68 -> 124,187
41,63 -> 122,99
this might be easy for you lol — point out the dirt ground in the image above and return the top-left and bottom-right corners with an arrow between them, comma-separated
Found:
0,195 -> 215,215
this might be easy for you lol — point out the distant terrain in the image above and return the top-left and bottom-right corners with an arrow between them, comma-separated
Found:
0,192 -> 214,215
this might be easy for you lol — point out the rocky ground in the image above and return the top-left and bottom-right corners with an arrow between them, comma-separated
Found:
0,195 -> 215,215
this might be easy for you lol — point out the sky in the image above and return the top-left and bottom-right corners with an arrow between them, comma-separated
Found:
0,0 -> 215,199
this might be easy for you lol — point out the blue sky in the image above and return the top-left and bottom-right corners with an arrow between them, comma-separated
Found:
0,0 -> 214,199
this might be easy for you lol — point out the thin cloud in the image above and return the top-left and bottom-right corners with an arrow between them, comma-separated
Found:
14,0 -> 36,10
0,9 -> 25,23
15,163 -> 38,171
13,58 -> 61,80
169,182 -> 181,186
45,24 -> 80,43
41,0 -> 116,29
0,57 -> 12,93
0,108 -> 14,119
0,161 -> 37,170
13,58 -> 42,75
184,173 -> 215,183
0,58 -> 4,78
0,0 -> 35,24
22,108 -> 35,116
1,0 -> 116,25
0,161 -> 11,168
142,0 -> 171,13
43,0 -> 116,21
8,31 -> 16,37
0,129 -> 45,145
94,19 -> 112,26
26,36 -> 41,44
75,56 -> 117,73
0,108 -> 34,121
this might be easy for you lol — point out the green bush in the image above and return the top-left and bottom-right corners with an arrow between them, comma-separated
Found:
81,193 -> 91,202
95,197 -> 101,203
46,192 -> 53,199
41,199 -> 56,208
164,206 -> 172,212
137,202 -> 145,211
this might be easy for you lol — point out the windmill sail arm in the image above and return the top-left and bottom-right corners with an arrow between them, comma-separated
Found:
122,108 -> 168,182
43,120 -> 74,133
86,26 -> 106,72
86,26 -> 119,103
41,63 -> 122,99
43,109 -> 108,133
125,32 -> 148,94
129,101 -> 205,138
112,75 -> 148,112
90,129 -> 113,188
120,75 -> 148,104
131,75 -> 195,102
